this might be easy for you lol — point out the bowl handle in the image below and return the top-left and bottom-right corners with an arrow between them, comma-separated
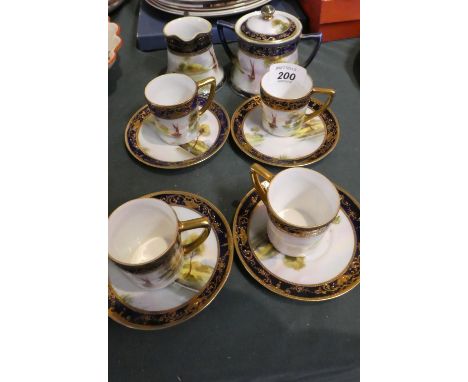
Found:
216,21 -> 236,61
299,32 -> 323,67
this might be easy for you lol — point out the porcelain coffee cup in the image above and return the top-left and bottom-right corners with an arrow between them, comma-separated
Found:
108,198 -> 211,289
144,73 -> 216,145
250,163 -> 340,257
260,65 -> 335,137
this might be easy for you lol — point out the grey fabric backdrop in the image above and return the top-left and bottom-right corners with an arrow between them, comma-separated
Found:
109,1 -> 360,381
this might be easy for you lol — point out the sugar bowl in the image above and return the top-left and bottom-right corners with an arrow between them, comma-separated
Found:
217,4 -> 322,97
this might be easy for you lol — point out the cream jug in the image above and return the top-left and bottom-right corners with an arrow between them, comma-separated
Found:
164,16 -> 225,92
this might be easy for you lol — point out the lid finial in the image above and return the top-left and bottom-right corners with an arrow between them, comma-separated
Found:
261,5 -> 275,20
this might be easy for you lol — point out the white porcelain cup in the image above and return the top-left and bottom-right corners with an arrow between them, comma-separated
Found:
108,198 -> 211,289
144,73 -> 216,145
250,163 -> 340,257
260,65 -> 335,137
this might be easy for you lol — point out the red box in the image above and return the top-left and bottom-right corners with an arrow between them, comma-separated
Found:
299,0 -> 360,42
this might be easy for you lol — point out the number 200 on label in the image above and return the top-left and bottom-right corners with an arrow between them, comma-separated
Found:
277,72 -> 296,80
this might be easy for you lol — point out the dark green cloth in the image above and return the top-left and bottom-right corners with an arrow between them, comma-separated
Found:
109,1 -> 360,380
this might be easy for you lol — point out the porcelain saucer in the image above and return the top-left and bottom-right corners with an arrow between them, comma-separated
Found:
108,191 -> 233,330
125,98 -> 230,169
233,187 -> 359,301
231,96 -> 340,168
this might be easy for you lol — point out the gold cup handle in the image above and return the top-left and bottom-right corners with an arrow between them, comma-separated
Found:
196,77 -> 216,117
250,163 -> 274,206
304,87 -> 335,122
178,217 -> 211,255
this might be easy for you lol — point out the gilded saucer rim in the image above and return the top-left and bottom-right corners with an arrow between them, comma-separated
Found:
232,185 -> 360,302
108,190 -> 234,330
230,96 -> 340,168
125,99 -> 230,169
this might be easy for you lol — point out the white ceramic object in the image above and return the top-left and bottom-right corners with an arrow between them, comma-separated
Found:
108,19 -> 122,69
260,64 -> 335,137
231,96 -> 341,168
250,164 -> 340,257
144,73 -> 216,145
217,5 -> 323,97
126,100 -> 230,169
231,48 -> 298,96
108,198 -> 210,290
249,200 -> 356,282
164,17 -> 224,90
109,204 -> 219,311
242,105 -> 326,158
108,191 -> 234,329
233,186 -> 359,301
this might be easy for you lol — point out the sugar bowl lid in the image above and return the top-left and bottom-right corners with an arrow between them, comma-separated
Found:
235,5 -> 302,45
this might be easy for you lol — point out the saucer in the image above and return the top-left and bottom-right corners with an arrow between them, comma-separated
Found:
108,191 -> 233,330
233,187 -> 359,301
125,98 -> 230,169
231,96 -> 340,168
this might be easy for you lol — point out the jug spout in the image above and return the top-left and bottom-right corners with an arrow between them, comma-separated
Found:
164,16 -> 212,54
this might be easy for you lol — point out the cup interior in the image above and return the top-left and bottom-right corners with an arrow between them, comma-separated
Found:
108,199 -> 178,265
261,70 -> 312,100
164,16 -> 211,41
268,168 -> 339,228
145,73 -> 196,106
